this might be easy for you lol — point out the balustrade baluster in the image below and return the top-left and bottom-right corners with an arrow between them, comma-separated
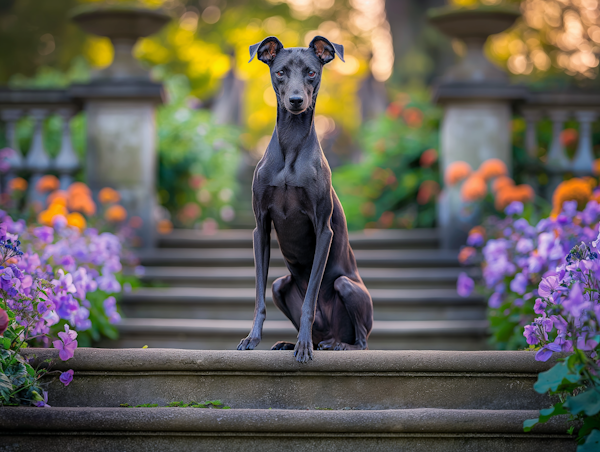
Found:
26,109 -> 52,204
546,110 -> 570,197
0,109 -> 24,190
522,109 -> 541,159
54,108 -> 79,189
572,110 -> 597,175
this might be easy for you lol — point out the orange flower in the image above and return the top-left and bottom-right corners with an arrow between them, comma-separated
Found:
36,175 -> 60,193
495,184 -> 535,211
99,187 -> 121,204
492,176 -> 514,194
67,212 -> 86,230
178,202 -> 201,223
551,178 -> 592,216
420,149 -> 438,168
458,246 -> 476,264
582,176 -> 598,189
460,175 -> 487,202
47,190 -> 68,206
444,161 -> 472,186
105,205 -> 127,222
386,102 -> 403,119
9,177 -> 27,192
593,158 -> 600,176
157,219 -> 173,235
37,210 -> 54,226
69,194 -> 96,216
417,180 -> 440,205
68,182 -> 91,197
403,107 -> 423,128
479,159 -> 508,181
378,211 -> 395,228
560,128 -> 578,148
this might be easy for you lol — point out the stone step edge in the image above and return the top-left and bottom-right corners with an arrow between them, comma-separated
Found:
25,349 -> 556,374
1,407 -> 569,436
122,287 -> 484,304
112,319 -> 489,337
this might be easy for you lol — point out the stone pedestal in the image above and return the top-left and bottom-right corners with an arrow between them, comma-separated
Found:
71,6 -> 170,248
428,6 -> 525,249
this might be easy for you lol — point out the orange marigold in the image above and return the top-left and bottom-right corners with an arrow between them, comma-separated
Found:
157,219 -> 173,235
36,175 -> 60,193
47,190 -> 68,206
492,176 -> 515,194
37,210 -> 54,226
460,175 -> 487,202
69,194 -> 96,217
495,184 -> 535,211
67,212 -> 86,230
419,149 -> 438,168
593,158 -> 600,177
104,205 -> 127,222
479,159 -> 508,181
98,187 -> 121,204
458,246 -> 476,264
551,178 -> 592,216
445,161 -> 472,186
417,180 -> 440,205
9,177 -> 27,192
68,182 -> 91,197
403,107 -> 423,128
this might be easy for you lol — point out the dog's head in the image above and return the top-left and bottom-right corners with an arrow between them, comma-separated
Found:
249,36 -> 344,115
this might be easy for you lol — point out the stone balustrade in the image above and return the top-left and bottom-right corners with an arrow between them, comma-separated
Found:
0,89 -> 81,199
520,91 -> 600,197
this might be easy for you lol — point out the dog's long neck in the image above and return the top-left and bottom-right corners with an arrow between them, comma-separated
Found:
274,102 -> 318,159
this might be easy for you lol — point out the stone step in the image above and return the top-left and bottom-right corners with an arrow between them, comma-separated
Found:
27,349 -> 551,410
137,248 -> 460,268
130,266 -> 480,289
2,407 -> 573,451
97,319 -> 489,350
120,287 -> 486,321
159,228 -> 440,250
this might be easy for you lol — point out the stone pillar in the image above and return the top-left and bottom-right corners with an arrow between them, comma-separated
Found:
428,6 -> 526,249
71,6 -> 170,248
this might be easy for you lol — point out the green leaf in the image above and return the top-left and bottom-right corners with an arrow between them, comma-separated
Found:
523,402 -> 568,432
534,361 -> 581,394
565,389 -> 600,417
578,429 -> 600,452
2,337 -> 10,350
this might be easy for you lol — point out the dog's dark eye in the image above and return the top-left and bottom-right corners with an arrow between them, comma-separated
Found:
276,70 -> 284,77
308,70 -> 316,78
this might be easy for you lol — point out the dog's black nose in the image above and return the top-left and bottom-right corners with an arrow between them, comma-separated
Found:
289,96 -> 303,108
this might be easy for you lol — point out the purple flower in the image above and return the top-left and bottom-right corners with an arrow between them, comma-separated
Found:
533,298 -> 547,315
538,275 -> 559,299
488,292 -> 502,308
510,272 -> 528,295
457,272 -> 474,297
516,238 -> 533,254
33,226 -> 54,244
467,233 -> 484,247
514,218 -> 529,232
535,342 -> 562,362
52,269 -> 76,295
524,324 -> 539,345
505,201 -> 524,216
34,390 -> 50,408
52,324 -> 78,361
562,283 -> 591,318
0,308 -> 8,335
59,369 -> 74,386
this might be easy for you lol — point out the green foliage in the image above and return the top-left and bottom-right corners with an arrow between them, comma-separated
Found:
0,348 -> 46,406
333,93 -> 440,230
156,75 -> 242,227
524,352 -> 600,450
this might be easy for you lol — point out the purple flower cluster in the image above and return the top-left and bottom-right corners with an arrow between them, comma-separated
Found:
524,239 -> 600,361
0,210 -> 123,335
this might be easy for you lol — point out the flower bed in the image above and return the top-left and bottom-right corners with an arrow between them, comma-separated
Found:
0,180 -> 139,406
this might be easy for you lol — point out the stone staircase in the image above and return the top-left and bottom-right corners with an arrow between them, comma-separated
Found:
107,228 -> 487,350
4,349 -> 574,451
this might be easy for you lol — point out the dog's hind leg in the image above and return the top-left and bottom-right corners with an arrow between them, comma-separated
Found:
333,276 -> 373,350
270,275 -> 303,350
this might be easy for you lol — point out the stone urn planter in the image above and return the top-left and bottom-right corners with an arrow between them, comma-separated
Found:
71,5 -> 171,80
428,5 -> 521,83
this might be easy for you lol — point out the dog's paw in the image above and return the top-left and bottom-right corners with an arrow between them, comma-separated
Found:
271,341 -> 295,350
294,339 -> 313,363
317,339 -> 336,350
237,336 -> 261,350
333,342 -> 349,351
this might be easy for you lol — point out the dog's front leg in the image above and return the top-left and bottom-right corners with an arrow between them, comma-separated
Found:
295,222 -> 333,363
237,213 -> 271,350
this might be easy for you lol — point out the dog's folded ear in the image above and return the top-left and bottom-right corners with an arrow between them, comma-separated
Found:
309,36 -> 344,64
249,36 -> 284,65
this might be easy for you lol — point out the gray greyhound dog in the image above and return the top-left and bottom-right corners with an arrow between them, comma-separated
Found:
237,36 -> 373,363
